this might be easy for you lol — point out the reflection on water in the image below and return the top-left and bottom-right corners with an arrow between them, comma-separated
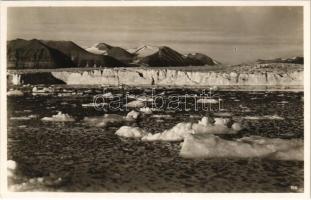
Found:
7,87 -> 304,192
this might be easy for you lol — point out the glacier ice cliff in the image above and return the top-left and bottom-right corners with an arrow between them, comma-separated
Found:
8,64 -> 303,89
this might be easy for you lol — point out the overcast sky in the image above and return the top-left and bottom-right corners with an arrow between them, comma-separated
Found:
8,6 -> 303,64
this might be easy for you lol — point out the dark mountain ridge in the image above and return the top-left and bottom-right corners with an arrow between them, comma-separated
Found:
8,39 -> 128,69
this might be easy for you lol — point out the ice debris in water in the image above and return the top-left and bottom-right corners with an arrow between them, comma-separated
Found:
82,102 -> 108,108
102,92 -> 114,98
32,86 -> 54,93
151,114 -> 173,119
139,107 -> 153,114
125,110 -> 141,121
243,114 -> 284,120
115,126 -> 149,138
136,96 -> 154,102
10,116 -> 31,121
7,160 -> 17,177
41,112 -> 75,122
125,100 -> 145,108
83,110 -> 140,127
7,90 -> 24,96
83,114 -> 125,127
213,112 -> 233,117
142,117 -> 241,141
180,134 -> 303,161
197,98 -> 219,104
115,117 -> 242,141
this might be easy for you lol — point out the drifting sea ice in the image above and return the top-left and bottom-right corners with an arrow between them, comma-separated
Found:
7,160 -> 64,192
139,107 -> 153,114
115,126 -> 149,138
180,134 -> 303,161
197,98 -> 219,104
83,114 -> 125,127
7,160 -> 17,178
243,114 -> 284,120
81,102 -> 108,108
32,86 -> 54,93
125,100 -> 146,108
115,117 -> 242,141
10,114 -> 38,121
102,92 -> 114,98
7,90 -> 24,96
83,110 -> 140,128
41,112 -> 75,122
125,110 -> 141,121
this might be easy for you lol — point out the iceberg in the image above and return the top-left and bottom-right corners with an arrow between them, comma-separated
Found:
7,90 -> 24,96
83,114 -> 124,127
139,107 -> 153,114
41,112 -> 75,122
180,134 -> 303,161
243,114 -> 284,120
141,117 -> 242,141
125,100 -> 145,108
115,126 -> 149,138
125,110 -> 141,121
7,160 -> 17,178
197,98 -> 219,104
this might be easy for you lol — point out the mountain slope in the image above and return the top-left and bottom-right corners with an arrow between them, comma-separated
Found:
7,39 -> 75,69
42,40 -> 127,67
139,46 -> 217,67
86,43 -> 135,63
257,57 -> 303,64
7,39 -> 128,69
186,53 -> 217,66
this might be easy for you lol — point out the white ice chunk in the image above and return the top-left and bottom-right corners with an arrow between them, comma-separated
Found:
125,100 -> 145,108
243,114 -> 284,120
180,134 -> 303,161
141,117 -> 241,141
83,114 -> 124,127
102,92 -> 114,98
7,90 -> 24,96
115,126 -> 149,138
7,160 -> 17,178
139,107 -> 153,114
125,110 -> 140,121
197,98 -> 219,104
41,112 -> 75,122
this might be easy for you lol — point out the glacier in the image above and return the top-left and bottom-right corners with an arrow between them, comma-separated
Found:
8,64 -> 303,89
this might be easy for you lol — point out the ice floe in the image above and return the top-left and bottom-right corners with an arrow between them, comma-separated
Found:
116,117 -> 242,141
81,102 -> 108,108
84,110 -> 140,127
278,101 -> 289,104
139,107 -> 153,114
136,96 -> 154,102
197,98 -> 219,104
151,114 -> 173,119
180,134 -> 303,161
125,110 -> 141,121
115,126 -> 149,138
7,160 -> 17,178
102,92 -> 114,98
142,122 -> 194,142
10,114 -> 38,121
83,114 -> 124,127
32,86 -> 54,93
243,115 -> 284,120
7,90 -> 24,96
41,112 -> 75,122
10,116 -> 31,121
125,100 -> 145,108
213,112 -> 233,117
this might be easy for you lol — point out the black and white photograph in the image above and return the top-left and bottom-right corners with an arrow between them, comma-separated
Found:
1,1 -> 310,196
